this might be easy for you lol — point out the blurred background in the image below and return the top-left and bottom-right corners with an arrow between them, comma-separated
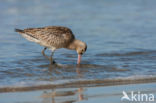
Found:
0,0 -> 156,88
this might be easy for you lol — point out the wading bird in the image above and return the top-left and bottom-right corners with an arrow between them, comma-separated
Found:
15,26 -> 87,64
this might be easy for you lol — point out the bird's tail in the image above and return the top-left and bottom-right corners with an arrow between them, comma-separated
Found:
15,28 -> 24,33
15,28 -> 39,43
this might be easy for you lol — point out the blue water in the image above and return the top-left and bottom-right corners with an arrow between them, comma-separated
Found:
0,0 -> 156,88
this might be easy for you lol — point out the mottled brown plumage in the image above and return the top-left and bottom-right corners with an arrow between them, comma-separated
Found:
15,26 -> 87,64
16,26 -> 75,50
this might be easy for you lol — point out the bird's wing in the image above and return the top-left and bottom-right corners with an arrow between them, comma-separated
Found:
19,26 -> 75,48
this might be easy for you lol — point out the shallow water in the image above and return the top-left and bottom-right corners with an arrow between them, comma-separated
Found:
1,83 -> 156,103
0,0 -> 156,88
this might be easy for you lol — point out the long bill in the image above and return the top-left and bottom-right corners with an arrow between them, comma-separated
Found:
77,54 -> 82,64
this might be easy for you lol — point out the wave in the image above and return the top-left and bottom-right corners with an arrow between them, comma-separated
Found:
0,75 -> 156,93
95,50 -> 156,57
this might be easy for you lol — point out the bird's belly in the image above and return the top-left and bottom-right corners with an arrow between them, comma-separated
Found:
39,42 -> 56,51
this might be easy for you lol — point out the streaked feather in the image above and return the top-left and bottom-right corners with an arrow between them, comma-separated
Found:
15,26 -> 75,49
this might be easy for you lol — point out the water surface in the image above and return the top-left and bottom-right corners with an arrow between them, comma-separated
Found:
0,0 -> 156,88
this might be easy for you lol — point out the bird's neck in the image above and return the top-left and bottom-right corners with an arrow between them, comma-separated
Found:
67,39 -> 81,50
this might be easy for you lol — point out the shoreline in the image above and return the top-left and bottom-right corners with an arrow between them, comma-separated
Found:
1,82 -> 156,103
1,76 -> 156,93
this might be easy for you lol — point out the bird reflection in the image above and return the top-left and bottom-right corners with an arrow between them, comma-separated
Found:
41,87 -> 86,103
76,66 -> 85,102
78,88 -> 85,101
41,66 -> 86,103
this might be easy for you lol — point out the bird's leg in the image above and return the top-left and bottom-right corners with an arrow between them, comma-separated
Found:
42,47 -> 47,55
42,47 -> 56,64
42,47 -> 51,61
50,50 -> 56,64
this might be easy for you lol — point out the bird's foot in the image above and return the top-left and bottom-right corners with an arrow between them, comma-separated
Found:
49,57 -> 56,65
50,60 -> 56,65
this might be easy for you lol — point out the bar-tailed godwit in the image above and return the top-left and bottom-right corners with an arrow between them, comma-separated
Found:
15,26 -> 87,64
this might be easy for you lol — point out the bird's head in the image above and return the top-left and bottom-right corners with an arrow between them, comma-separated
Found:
67,39 -> 87,64
76,41 -> 87,55
75,40 -> 87,64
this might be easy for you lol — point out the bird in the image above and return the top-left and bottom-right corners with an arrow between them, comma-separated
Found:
15,26 -> 87,64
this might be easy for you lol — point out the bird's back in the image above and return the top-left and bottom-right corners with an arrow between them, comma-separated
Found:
16,26 -> 75,49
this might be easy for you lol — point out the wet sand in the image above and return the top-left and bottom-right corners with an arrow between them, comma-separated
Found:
0,75 -> 156,93
1,82 -> 156,103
